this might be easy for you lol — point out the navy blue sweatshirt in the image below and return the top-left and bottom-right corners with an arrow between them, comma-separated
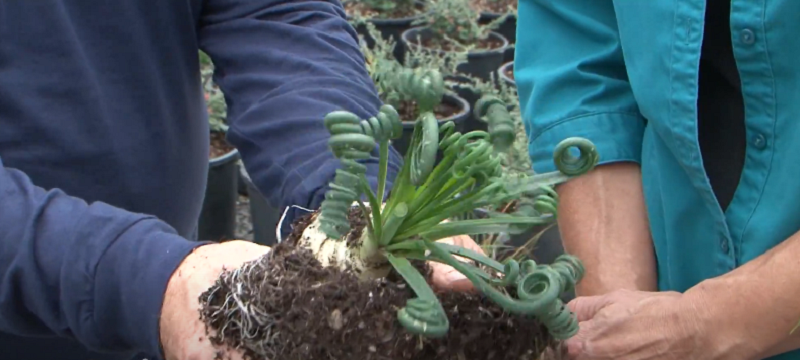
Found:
0,1 -> 400,359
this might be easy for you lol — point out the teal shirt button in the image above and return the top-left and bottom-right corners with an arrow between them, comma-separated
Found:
752,133 -> 767,149
741,28 -> 756,44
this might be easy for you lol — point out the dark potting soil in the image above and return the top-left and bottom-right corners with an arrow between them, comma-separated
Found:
199,207 -> 558,360
422,34 -> 504,53
397,99 -> 460,124
344,1 -> 421,19
470,0 -> 517,14
210,131 -> 235,159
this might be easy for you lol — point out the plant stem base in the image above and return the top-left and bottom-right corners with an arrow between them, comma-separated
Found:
199,211 -> 559,360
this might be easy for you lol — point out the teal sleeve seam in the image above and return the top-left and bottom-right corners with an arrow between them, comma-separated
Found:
527,111 -> 646,174
530,111 -> 643,143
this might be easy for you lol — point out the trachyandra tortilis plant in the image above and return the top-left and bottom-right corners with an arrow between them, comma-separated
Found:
359,21 -> 455,116
297,70 -> 600,340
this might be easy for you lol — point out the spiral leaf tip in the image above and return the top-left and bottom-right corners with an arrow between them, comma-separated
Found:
397,298 -> 449,338
474,95 -> 515,152
553,138 -> 599,176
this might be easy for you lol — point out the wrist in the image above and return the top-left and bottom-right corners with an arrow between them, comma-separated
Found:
158,243 -> 215,360
91,218 -> 207,357
683,279 -> 762,360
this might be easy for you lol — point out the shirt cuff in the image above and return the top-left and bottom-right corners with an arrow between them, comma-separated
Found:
528,112 -> 646,174
92,220 -> 211,358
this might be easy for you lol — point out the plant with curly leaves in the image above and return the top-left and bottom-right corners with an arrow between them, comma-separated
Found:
359,23 -> 455,122
293,82 -> 599,340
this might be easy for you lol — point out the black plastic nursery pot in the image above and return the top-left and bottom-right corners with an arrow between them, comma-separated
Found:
503,45 -> 515,64
446,75 -> 483,133
390,93 -> 471,158
198,140 -> 241,242
498,61 -> 515,88
401,26 -> 509,82
240,166 -> 282,246
479,12 -> 516,43
237,160 -> 249,196
345,1 -> 427,63
478,12 -> 516,63
480,12 -> 516,41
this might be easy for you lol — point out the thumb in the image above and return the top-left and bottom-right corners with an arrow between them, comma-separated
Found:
563,320 -> 596,357
567,295 -> 615,322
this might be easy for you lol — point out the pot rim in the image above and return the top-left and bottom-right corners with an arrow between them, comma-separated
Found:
400,92 -> 472,128
479,11 -> 518,20
344,0 -> 428,23
209,136 -> 241,167
401,26 -> 509,56
498,61 -> 515,87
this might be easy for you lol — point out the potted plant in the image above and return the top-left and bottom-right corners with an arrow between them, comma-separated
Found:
361,24 -> 471,157
401,0 -> 510,81
198,81 -> 600,359
197,51 -> 241,242
395,33 -> 486,134
443,71 -> 510,133
472,0 -> 517,62
499,60 -> 515,88
344,0 -> 426,62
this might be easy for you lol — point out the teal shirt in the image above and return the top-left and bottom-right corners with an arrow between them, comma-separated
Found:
516,1 -> 800,358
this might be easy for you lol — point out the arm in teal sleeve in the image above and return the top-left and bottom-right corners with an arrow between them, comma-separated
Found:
515,0 -> 646,173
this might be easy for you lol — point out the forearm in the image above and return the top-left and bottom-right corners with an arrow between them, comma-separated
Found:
200,0 -> 402,221
0,160 -> 204,356
685,231 -> 800,359
556,162 -> 657,296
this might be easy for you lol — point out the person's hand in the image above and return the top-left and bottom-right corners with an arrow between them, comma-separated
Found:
159,240 -> 270,360
157,236 -> 484,359
429,235 -> 485,292
554,289 -> 725,360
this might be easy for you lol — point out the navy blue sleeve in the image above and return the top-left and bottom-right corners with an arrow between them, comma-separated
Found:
0,158 -> 207,356
197,0 -> 403,225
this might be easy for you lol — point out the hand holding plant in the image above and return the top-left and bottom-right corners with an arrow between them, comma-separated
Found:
198,65 -> 601,359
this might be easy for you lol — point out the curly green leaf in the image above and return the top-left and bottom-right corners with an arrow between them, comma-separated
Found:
318,106 -> 402,239
475,95 -> 515,152
409,112 -> 440,186
386,253 -> 449,337
424,239 -> 561,316
554,137 -> 600,176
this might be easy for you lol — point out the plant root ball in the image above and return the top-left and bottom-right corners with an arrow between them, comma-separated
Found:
199,209 -> 559,360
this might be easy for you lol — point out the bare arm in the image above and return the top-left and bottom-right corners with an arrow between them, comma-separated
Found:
516,0 -> 651,297
686,230 -> 800,359
557,162 -> 657,296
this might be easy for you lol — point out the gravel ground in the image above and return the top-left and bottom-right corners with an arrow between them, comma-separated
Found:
234,194 -> 254,241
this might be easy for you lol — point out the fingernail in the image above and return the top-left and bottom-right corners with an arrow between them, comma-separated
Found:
564,339 -> 584,356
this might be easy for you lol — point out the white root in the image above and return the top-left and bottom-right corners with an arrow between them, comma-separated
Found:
298,209 -> 391,281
